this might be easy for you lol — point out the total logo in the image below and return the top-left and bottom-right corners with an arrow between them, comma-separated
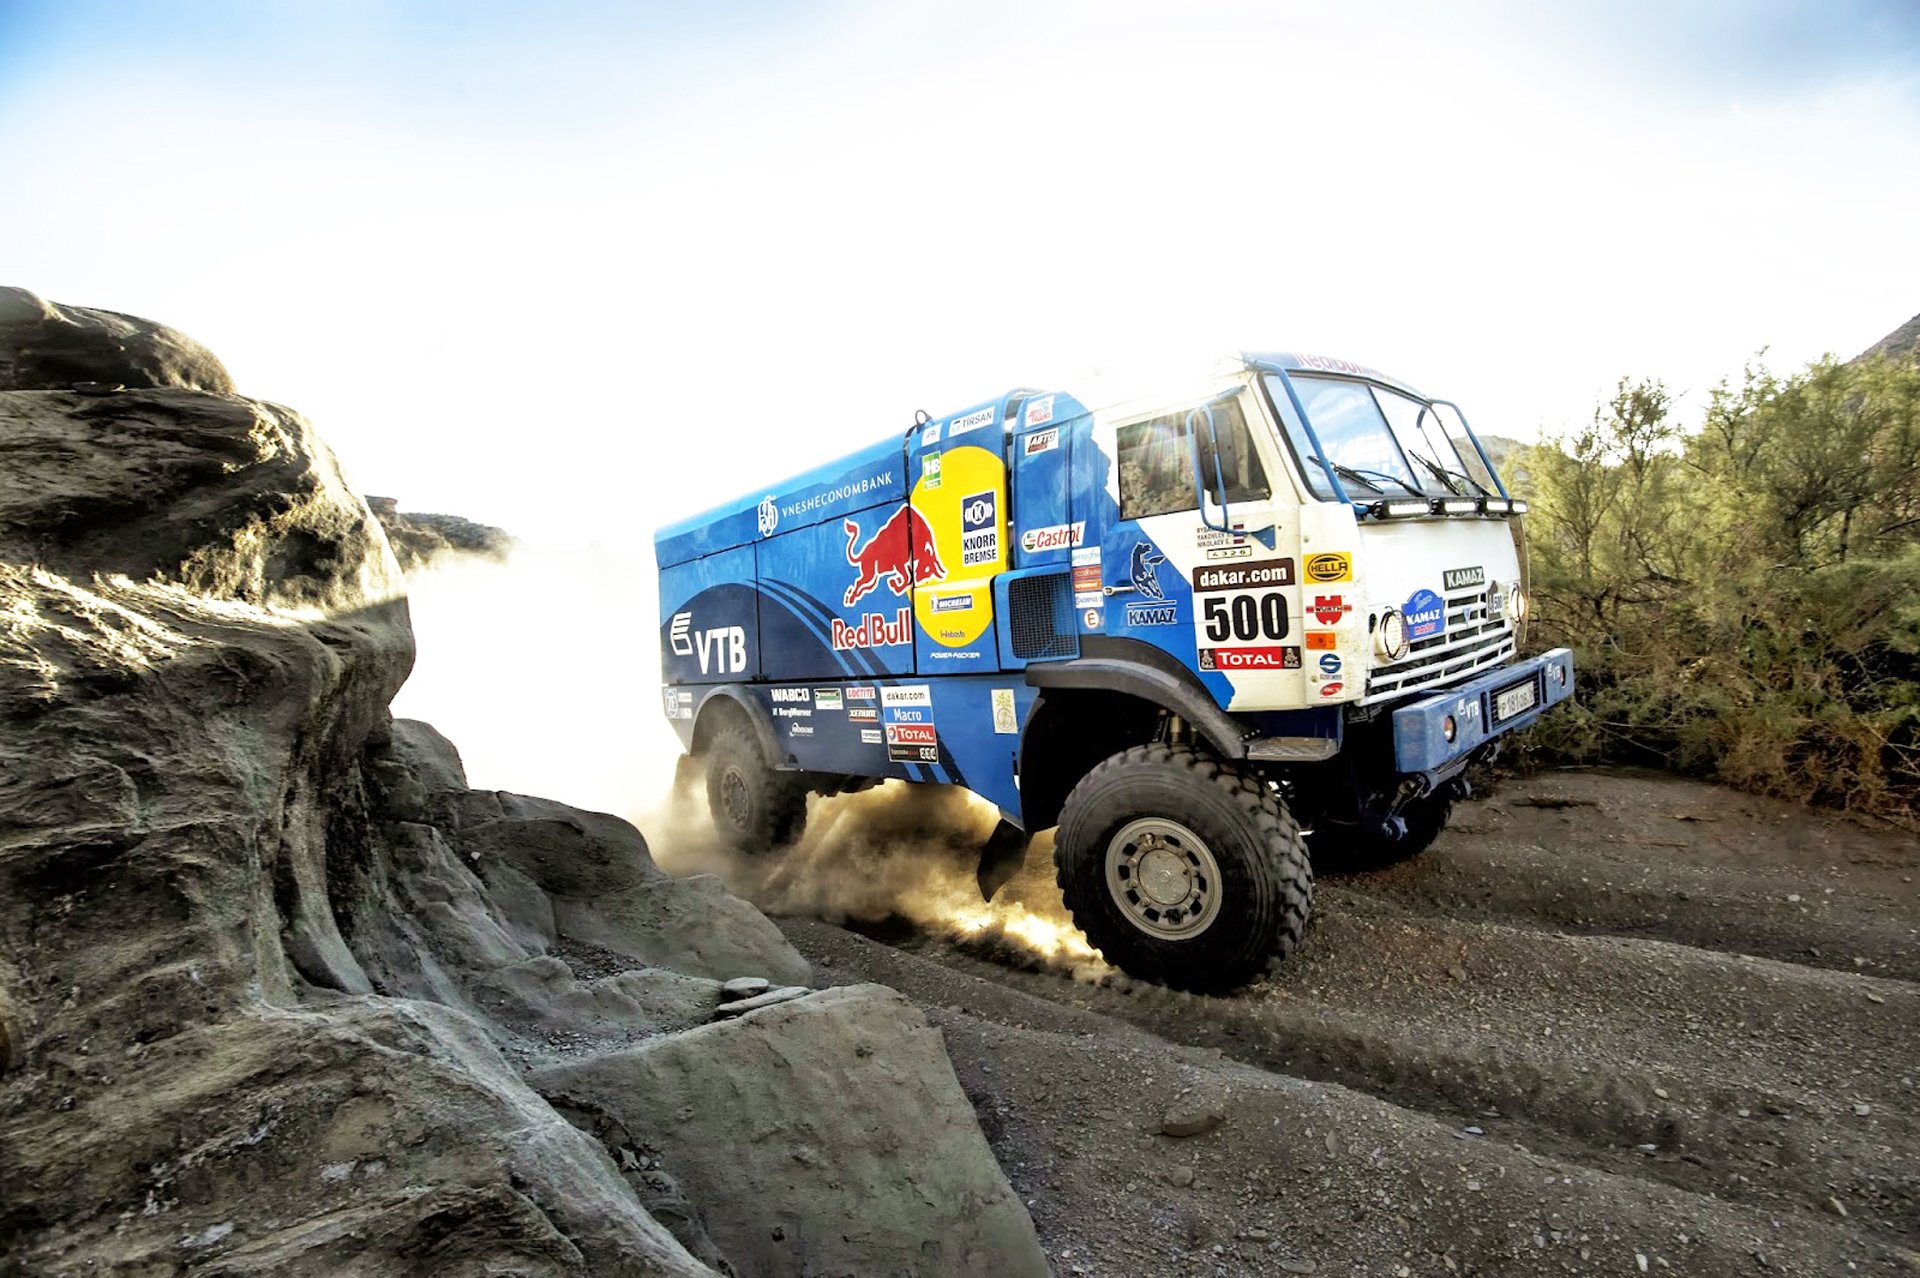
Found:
1200,646 -> 1301,671
844,505 -> 945,607
757,495 -> 779,537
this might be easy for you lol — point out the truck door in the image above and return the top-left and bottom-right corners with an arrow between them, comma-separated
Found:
909,406 -> 1008,672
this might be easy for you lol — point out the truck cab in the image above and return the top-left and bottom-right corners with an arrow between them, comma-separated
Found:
654,353 -> 1573,991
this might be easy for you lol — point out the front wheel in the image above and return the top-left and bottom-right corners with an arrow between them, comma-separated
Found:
1054,745 -> 1312,994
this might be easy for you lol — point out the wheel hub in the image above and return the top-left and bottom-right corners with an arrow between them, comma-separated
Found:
1104,817 -> 1222,939
719,768 -> 751,829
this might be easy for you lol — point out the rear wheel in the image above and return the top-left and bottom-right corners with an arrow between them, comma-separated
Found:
1054,745 -> 1312,993
703,722 -> 807,854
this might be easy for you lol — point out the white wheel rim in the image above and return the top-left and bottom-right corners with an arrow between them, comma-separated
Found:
1104,817 -> 1222,939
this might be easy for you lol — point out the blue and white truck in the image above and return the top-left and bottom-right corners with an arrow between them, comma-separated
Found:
655,353 -> 1574,991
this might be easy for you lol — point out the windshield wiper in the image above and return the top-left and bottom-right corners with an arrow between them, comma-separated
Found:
1410,450 -> 1490,497
1318,458 -> 1425,498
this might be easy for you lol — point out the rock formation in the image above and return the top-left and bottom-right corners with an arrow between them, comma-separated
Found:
366,497 -> 514,571
0,288 -> 1046,1276
1855,309 -> 1920,365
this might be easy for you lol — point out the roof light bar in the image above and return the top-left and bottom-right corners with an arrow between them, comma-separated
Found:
1482,498 -> 1512,514
1371,499 -> 1432,518
1509,499 -> 1529,515
1440,498 -> 1478,515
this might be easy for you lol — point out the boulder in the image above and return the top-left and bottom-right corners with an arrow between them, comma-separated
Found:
0,285 -> 235,394
533,984 -> 1051,1278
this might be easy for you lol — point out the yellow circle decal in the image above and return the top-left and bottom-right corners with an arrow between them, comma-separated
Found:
911,444 -> 1005,647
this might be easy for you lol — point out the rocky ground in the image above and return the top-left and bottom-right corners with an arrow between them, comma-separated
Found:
670,769 -> 1920,1276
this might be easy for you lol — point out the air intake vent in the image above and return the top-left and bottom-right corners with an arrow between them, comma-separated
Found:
1008,571 -> 1078,660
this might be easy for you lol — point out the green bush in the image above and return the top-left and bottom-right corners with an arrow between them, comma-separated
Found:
1517,356 -> 1920,823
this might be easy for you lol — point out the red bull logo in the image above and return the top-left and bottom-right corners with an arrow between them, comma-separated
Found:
844,504 -> 946,607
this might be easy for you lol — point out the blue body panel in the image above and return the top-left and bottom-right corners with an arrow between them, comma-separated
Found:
655,436 -> 908,568
1391,648 -> 1576,773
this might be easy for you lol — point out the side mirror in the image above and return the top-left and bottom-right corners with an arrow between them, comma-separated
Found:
1185,405 -> 1233,533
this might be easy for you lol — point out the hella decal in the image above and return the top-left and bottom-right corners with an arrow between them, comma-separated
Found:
1303,552 -> 1352,584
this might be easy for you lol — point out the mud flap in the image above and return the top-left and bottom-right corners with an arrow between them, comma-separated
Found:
976,818 -> 1029,901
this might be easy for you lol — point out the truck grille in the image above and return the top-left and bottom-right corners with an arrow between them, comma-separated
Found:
1008,571 -> 1078,660
1363,585 -> 1516,702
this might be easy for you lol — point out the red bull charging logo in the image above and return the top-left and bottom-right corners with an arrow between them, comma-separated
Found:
843,505 -> 947,607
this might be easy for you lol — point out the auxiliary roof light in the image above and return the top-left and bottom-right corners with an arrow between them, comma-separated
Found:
1372,499 -> 1432,519
1509,499 -> 1530,515
1440,498 -> 1478,515
1482,498 -> 1512,514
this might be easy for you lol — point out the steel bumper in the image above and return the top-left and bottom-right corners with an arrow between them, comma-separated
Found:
1391,648 -> 1575,774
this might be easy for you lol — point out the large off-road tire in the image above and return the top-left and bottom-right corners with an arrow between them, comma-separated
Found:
1053,745 -> 1312,994
703,722 -> 808,854
1308,792 -> 1454,872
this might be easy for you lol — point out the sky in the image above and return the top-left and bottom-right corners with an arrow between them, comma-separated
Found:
4,1 -> 1918,808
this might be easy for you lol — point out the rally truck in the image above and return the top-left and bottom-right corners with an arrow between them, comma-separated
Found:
654,353 -> 1573,992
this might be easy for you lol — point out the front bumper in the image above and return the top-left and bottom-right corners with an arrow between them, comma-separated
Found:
1390,647 -> 1574,774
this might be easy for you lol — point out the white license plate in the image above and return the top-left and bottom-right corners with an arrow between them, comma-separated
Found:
1494,680 -> 1538,721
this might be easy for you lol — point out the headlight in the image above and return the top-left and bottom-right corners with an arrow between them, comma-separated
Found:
1509,584 -> 1529,623
1374,609 -> 1409,661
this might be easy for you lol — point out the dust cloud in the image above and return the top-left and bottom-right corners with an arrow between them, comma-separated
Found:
392,540 -> 1110,977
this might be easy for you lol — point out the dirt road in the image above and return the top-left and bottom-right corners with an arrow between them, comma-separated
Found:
671,768 -> 1920,1275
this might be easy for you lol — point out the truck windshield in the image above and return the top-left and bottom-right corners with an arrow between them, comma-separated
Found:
1265,373 -> 1493,501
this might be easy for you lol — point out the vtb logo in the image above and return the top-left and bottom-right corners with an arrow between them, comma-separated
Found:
843,504 -> 946,606
669,610 -> 746,673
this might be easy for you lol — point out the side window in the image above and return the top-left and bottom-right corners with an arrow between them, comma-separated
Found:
1117,399 -> 1269,521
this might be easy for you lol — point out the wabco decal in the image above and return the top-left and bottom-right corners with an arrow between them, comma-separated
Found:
1404,588 -> 1446,641
844,505 -> 944,606
1303,552 -> 1352,584
1021,521 -> 1085,553
1443,565 -> 1486,590
770,687 -> 810,704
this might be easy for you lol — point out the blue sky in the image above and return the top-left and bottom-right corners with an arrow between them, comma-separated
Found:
4,1 -> 1916,806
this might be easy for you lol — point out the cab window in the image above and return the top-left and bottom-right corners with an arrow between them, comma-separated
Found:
1117,398 -> 1269,521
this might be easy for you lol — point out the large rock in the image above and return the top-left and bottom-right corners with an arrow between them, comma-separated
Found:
533,985 -> 1051,1278
0,285 -> 235,394
0,291 -> 1039,1276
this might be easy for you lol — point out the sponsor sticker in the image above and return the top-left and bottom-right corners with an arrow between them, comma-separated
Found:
1443,565 -> 1486,591
1303,551 -> 1352,584
661,686 -> 693,720
948,406 -> 996,436
920,422 -> 941,448
991,687 -> 1017,734
757,496 -> 779,537
860,727 -> 884,745
1403,587 -> 1446,640
1074,591 -> 1104,611
1318,653 -> 1342,675
1196,524 -> 1254,561
1084,607 -> 1103,629
1304,631 -> 1339,650
1126,603 -> 1179,626
932,593 -> 973,613
1310,594 -> 1350,626
886,721 -> 939,763
770,687 -> 810,704
923,453 -> 943,490
787,722 -> 814,736
881,684 -> 932,709
847,685 -> 877,701
812,688 -> 843,711
832,608 -> 913,650
845,505 -> 945,606
960,489 -> 999,567
848,706 -> 878,722
1319,681 -> 1344,697
1022,427 -> 1059,456
1023,395 -> 1055,427
1199,646 -> 1301,672
1191,558 -> 1295,592
1021,521 -> 1084,553
1071,562 -> 1103,593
